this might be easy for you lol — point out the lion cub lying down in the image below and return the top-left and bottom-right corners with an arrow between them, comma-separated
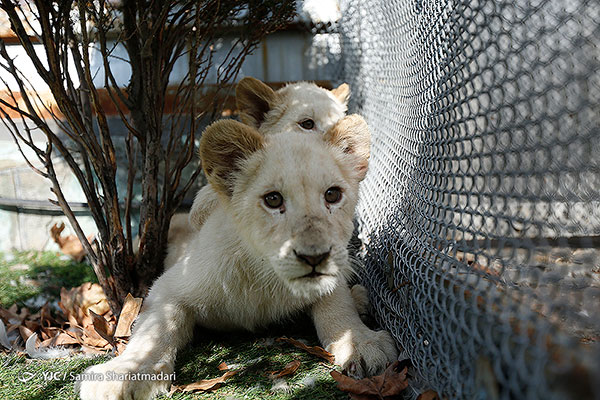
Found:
78,115 -> 397,400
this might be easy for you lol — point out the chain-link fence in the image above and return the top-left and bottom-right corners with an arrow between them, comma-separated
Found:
333,0 -> 600,398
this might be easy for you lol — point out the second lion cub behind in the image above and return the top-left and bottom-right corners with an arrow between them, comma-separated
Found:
78,115 -> 397,400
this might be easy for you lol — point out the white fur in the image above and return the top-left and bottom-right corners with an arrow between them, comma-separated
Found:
260,81 -> 347,135
25,333 -> 71,359
78,128 -> 397,400
187,80 -> 348,233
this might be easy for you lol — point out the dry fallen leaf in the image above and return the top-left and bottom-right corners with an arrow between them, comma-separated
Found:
114,293 -> 142,338
50,222 -> 91,262
418,390 -> 440,400
41,331 -> 79,347
6,323 -> 19,334
23,319 -> 40,333
59,283 -> 110,328
16,306 -> 30,321
454,251 -> 501,276
276,337 -> 335,363
0,307 -> 20,324
40,326 -> 60,341
81,326 -> 110,348
40,304 -> 55,327
89,309 -> 115,346
58,286 -> 133,352
170,370 -> 238,394
18,325 -> 35,343
217,361 -> 229,371
0,289 -> 132,358
269,360 -> 301,379
330,361 -> 409,400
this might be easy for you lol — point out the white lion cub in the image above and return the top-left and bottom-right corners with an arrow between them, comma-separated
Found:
187,77 -> 350,231
78,115 -> 397,400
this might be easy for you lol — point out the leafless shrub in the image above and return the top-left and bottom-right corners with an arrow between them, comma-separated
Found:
0,0 -> 295,312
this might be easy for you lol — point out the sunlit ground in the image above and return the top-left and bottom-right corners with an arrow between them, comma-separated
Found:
0,251 -> 346,400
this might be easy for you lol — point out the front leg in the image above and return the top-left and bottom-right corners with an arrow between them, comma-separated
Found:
312,284 -> 398,378
77,296 -> 196,400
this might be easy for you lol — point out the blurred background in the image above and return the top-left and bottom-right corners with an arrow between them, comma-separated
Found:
0,0 -> 342,251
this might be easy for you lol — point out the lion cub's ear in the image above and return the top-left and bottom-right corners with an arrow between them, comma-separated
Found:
331,83 -> 350,106
236,77 -> 280,128
324,114 -> 371,181
199,120 -> 264,197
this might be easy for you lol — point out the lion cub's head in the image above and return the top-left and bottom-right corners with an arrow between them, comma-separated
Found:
236,77 -> 350,136
199,115 -> 370,298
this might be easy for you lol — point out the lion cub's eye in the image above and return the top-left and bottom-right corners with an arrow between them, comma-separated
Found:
324,187 -> 342,204
263,191 -> 284,209
298,118 -> 315,130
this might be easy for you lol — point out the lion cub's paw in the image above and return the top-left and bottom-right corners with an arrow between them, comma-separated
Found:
329,328 -> 397,379
76,357 -> 172,400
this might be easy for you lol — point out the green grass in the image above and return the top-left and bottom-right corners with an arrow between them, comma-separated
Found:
0,251 -> 346,399
0,352 -> 109,400
164,326 -> 346,400
0,328 -> 346,400
0,250 -> 97,308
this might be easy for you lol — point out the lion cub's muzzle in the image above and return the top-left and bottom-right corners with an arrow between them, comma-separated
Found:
293,247 -> 332,278
294,249 -> 330,267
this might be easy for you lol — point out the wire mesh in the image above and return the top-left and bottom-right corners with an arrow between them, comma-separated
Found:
334,0 -> 600,398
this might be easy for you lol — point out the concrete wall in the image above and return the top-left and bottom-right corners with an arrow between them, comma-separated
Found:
0,121 -> 97,251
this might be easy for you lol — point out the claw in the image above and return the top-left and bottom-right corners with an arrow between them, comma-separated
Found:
344,361 -> 359,379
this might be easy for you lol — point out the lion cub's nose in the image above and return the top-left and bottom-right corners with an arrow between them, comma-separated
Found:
295,251 -> 330,267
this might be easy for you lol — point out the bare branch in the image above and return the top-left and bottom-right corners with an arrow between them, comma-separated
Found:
0,0 -> 296,311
